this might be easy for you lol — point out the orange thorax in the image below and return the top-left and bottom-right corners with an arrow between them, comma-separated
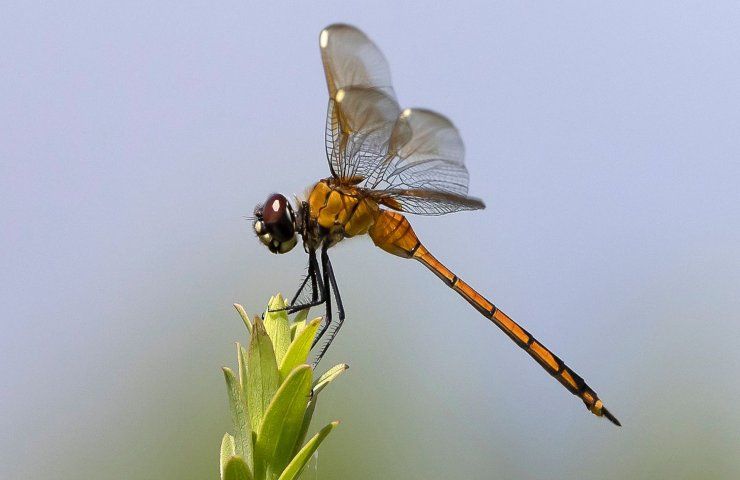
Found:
308,179 -> 423,259
307,180 -> 379,237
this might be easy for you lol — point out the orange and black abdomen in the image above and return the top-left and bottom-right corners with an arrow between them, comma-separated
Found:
368,209 -> 620,425
308,180 -> 379,237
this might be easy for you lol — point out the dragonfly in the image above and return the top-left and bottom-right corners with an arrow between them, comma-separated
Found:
252,24 -> 620,426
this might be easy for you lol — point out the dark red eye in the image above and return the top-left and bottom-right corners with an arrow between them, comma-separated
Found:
262,193 -> 286,221
262,193 -> 295,242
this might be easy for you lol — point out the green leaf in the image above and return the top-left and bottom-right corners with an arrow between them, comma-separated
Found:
237,343 -> 247,385
289,323 -> 299,341
247,317 -> 280,433
293,363 -> 346,456
292,398 -> 317,457
312,363 -> 349,396
223,455 -> 254,480
263,294 -> 292,365
223,367 -> 252,461
220,434 -> 236,479
234,303 -> 253,335
236,344 -> 253,468
290,309 -> 310,340
293,308 -> 309,325
279,318 -> 321,381
278,421 -> 339,480
254,365 -> 313,479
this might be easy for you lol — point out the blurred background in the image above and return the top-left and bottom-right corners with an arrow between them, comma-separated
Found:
2,1 -> 739,479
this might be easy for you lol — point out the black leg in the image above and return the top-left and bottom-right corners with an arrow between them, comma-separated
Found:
311,248 -> 345,367
309,254 -> 318,302
326,255 -> 344,320
288,249 -> 326,312
289,268 -> 312,306
261,242 -> 345,368
289,248 -> 319,307
270,249 -> 326,313
311,244 -> 333,350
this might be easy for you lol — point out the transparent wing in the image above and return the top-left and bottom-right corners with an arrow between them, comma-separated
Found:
327,86 -> 404,180
319,25 -> 484,215
320,24 -> 396,179
382,190 -> 486,215
320,23 -> 395,99
364,109 -> 468,193
361,108 -> 485,215
365,188 -> 485,216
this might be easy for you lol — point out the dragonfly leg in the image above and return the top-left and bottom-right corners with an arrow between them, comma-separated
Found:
326,255 -> 344,320
311,244 -> 333,351
288,268 -> 311,305
287,248 -> 321,309
311,248 -> 345,367
292,271 -> 312,304
309,252 -> 318,301
270,249 -> 326,313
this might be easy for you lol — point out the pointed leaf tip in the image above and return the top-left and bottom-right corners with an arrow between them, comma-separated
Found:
234,304 -> 253,334
277,421 -> 339,480
312,363 -> 349,396
264,294 -> 291,365
237,342 -> 247,387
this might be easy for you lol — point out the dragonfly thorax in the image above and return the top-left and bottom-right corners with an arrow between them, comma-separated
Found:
253,193 -> 298,254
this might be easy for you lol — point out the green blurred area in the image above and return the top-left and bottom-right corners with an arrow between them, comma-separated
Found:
12,258 -> 737,480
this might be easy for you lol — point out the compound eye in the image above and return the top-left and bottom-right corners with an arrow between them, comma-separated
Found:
263,193 -> 287,220
262,193 -> 294,242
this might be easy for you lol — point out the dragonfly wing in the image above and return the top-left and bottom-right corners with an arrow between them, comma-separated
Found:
321,24 -> 398,180
320,24 -> 395,99
363,108 -> 485,215
327,86 -> 403,181
368,188 -> 484,216
320,25 -> 483,215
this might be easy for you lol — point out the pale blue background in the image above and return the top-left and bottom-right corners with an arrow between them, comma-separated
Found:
2,2 -> 739,479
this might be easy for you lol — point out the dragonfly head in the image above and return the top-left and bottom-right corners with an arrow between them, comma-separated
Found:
253,193 -> 298,254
